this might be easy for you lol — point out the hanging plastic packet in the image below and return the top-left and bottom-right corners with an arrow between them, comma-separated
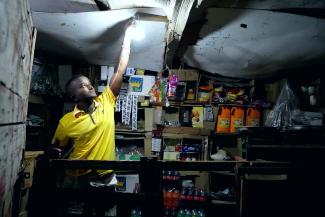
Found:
265,81 -> 299,127
149,78 -> 162,104
121,96 -> 126,124
167,74 -> 178,98
125,95 -> 132,125
115,95 -> 121,112
131,95 -> 138,130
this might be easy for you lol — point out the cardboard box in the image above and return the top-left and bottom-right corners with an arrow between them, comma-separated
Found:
23,151 -> 43,189
144,108 -> 154,131
163,151 -> 180,160
19,188 -> 30,212
170,69 -> 199,81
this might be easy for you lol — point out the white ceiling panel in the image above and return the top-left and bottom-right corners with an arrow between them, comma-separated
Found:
184,8 -> 325,78
33,8 -> 168,71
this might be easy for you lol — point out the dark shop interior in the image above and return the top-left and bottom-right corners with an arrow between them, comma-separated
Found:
1,0 -> 325,217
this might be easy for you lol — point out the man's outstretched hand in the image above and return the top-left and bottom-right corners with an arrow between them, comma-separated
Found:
123,18 -> 136,45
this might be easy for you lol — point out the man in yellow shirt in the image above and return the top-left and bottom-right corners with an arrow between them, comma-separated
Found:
52,21 -> 133,181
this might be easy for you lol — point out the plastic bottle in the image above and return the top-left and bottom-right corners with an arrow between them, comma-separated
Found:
230,106 -> 244,133
197,210 -> 205,217
162,170 -> 167,180
172,171 -> 177,181
175,171 -> 180,181
246,107 -> 261,127
193,188 -> 200,201
164,207 -> 170,217
172,190 -> 180,208
185,209 -> 191,217
192,209 -> 197,217
180,188 -> 187,201
136,208 -> 141,217
177,208 -> 184,217
163,188 -> 167,207
166,190 -> 173,207
171,208 -> 177,217
186,188 -> 194,201
167,171 -> 173,180
216,105 -> 231,133
131,209 -> 137,217
199,189 -> 206,202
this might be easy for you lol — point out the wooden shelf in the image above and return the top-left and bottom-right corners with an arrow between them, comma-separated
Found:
115,128 -> 145,134
211,132 -> 239,136
210,171 -> 235,176
211,199 -> 236,205
28,94 -> 44,104
163,127 -> 210,136
115,136 -> 145,140
249,145 -> 325,149
168,101 -> 211,106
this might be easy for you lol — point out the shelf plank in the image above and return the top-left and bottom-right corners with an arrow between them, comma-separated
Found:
28,94 -> 44,104
115,136 -> 145,140
249,145 -> 325,149
115,129 -> 145,134
211,199 -> 236,205
163,127 -> 210,136
210,171 -> 235,176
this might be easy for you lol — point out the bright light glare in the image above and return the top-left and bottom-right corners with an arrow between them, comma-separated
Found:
128,24 -> 145,41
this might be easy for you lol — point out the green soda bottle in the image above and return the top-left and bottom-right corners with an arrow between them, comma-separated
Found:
177,208 -> 184,217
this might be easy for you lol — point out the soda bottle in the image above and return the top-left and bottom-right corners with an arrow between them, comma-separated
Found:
162,170 -> 167,180
199,189 -> 206,202
136,208 -> 141,217
166,190 -> 173,207
175,171 -> 180,181
180,188 -> 187,201
193,188 -> 199,201
172,171 -> 177,181
198,210 -> 205,217
167,171 -> 172,180
172,190 -> 180,208
171,208 -> 177,217
184,209 -> 191,217
177,208 -> 184,217
163,188 -> 167,207
191,209 -> 197,217
131,209 -> 137,217
187,188 -> 194,201
164,207 -> 170,217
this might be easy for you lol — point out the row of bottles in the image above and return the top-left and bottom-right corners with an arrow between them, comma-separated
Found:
163,187 -> 208,208
163,188 -> 180,208
164,208 -> 205,217
216,105 -> 261,133
163,171 -> 181,181
180,187 -> 207,202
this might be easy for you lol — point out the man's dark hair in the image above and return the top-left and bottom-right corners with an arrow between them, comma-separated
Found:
65,74 -> 84,96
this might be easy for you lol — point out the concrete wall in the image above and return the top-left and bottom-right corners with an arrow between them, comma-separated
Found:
0,0 -> 36,216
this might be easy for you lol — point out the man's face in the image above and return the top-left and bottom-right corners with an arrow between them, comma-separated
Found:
69,76 -> 97,102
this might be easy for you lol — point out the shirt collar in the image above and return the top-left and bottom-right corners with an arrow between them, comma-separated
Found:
73,100 -> 100,118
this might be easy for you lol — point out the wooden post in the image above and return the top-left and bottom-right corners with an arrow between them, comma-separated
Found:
140,157 -> 163,217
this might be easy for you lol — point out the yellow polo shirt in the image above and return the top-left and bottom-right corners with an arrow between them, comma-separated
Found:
52,87 -> 116,175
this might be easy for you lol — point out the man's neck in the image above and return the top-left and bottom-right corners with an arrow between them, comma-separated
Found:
77,100 -> 94,114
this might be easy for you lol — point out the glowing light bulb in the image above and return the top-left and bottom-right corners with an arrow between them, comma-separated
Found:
126,23 -> 145,41
132,25 -> 145,41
